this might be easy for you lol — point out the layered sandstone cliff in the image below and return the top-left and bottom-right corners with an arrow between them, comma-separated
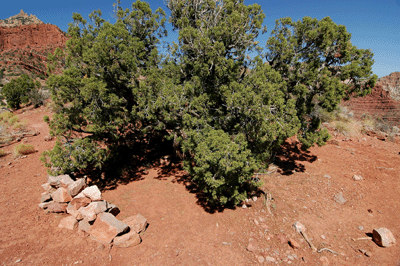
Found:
342,73 -> 400,126
0,10 -> 67,77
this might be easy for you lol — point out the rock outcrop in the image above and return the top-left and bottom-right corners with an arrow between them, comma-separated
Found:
0,10 -> 43,28
0,10 -> 67,78
342,73 -> 400,127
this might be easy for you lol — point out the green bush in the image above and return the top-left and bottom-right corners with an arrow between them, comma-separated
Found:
0,74 -> 41,109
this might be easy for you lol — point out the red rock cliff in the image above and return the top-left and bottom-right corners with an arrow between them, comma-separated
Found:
0,24 -> 67,51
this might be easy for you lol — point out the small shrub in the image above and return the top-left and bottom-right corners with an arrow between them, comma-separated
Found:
0,149 -> 7,157
43,115 -> 50,123
14,144 -> 35,156
334,121 -> 351,136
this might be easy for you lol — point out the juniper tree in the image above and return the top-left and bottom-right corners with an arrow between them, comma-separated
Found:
43,0 -> 167,174
44,0 -> 376,206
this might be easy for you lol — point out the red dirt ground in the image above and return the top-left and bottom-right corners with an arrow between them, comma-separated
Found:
1,105 -> 400,265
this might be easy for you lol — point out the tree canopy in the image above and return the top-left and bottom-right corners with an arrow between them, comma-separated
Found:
43,0 -> 377,206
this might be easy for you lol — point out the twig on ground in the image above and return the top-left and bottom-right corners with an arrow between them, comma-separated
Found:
318,248 -> 339,255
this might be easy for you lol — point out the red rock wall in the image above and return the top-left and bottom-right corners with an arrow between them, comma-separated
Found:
0,24 -> 67,51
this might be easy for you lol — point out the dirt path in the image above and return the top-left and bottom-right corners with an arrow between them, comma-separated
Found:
1,106 -> 400,265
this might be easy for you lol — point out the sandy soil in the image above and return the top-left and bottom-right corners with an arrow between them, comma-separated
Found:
1,105 -> 400,265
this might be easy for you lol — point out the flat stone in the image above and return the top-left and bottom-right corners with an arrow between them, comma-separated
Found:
48,174 -> 73,188
59,175 -> 75,188
78,219 -> 92,234
67,203 -> 83,220
90,213 -> 129,244
70,196 -> 92,210
122,214 -> 148,233
78,201 -> 107,221
40,193 -> 52,203
334,192 -> 347,204
48,175 -> 62,187
41,182 -> 53,193
58,215 -> 78,230
82,185 -> 102,201
353,175 -> 363,181
51,187 -> 72,203
373,228 -> 396,247
43,201 -> 68,213
113,231 -> 141,248
68,178 -> 86,197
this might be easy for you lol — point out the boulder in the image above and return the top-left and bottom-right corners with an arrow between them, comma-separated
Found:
58,215 -> 78,230
82,185 -> 102,201
67,203 -> 83,220
122,214 -> 148,233
373,228 -> 396,247
40,193 -> 52,203
70,196 -> 92,210
51,187 -> 72,203
90,213 -> 129,244
78,219 -> 92,235
42,201 -> 68,213
113,231 -> 141,248
58,175 -> 75,188
48,174 -> 73,188
67,178 -> 86,197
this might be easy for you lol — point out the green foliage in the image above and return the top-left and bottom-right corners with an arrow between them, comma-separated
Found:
0,74 -> 41,109
0,149 -> 6,157
44,0 -> 377,206
0,68 -> 4,80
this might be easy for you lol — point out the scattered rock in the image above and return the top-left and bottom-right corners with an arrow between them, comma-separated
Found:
82,185 -> 102,201
288,238 -> 300,249
123,214 -> 148,233
265,256 -> 276,263
90,212 -> 129,244
51,187 -> 73,203
352,175 -> 363,181
58,215 -> 78,230
257,256 -> 265,263
372,228 -> 396,247
334,192 -> 347,204
242,204 -> 247,209
252,196 -> 258,202
58,175 -> 75,188
358,226 -> 364,231
78,202 -> 107,222
42,201 -> 68,213
70,197 -> 92,210
246,239 -> 259,252
293,221 -> 306,233
113,231 -> 141,248
44,135 -> 53,141
67,178 -> 86,197
324,175 -> 331,179
40,193 -> 52,203
78,219 -> 91,236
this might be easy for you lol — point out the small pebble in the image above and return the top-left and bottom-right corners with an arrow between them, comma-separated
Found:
321,235 -> 326,240
15,259 -> 22,263
358,226 -> 364,230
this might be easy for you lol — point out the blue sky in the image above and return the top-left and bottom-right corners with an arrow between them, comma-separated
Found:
1,0 -> 399,78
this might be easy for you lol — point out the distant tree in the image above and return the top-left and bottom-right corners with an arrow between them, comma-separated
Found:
1,74 -> 41,109
44,0 -> 377,206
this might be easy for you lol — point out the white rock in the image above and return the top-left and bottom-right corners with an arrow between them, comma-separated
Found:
353,174 -> 363,181
82,185 -> 102,201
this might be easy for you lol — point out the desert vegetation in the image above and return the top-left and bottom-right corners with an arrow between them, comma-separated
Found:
40,0 -> 378,206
